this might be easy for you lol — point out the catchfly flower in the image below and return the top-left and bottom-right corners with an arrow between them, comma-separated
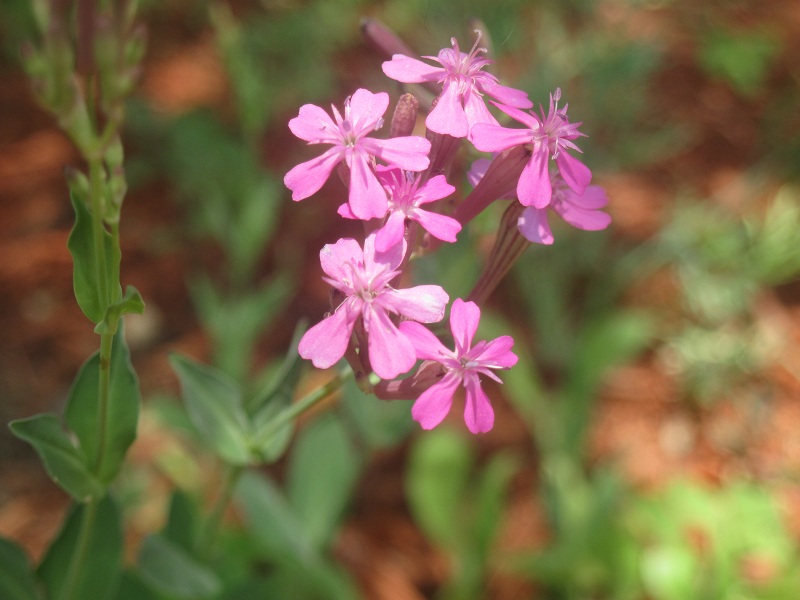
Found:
471,88 -> 591,209
382,31 -> 532,140
338,166 -> 461,251
284,88 -> 431,219
298,233 -> 449,380
518,172 -> 611,245
399,299 -> 518,433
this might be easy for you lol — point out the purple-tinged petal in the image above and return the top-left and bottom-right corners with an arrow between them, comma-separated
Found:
556,202 -> 611,231
483,82 -> 533,109
375,210 -> 406,252
426,82 -> 469,138
288,104 -> 341,144
363,231 -> 404,274
362,136 -> 431,172
467,157 -> 491,188
284,147 -> 343,201
517,206 -> 554,245
569,184 -> 608,209
349,88 -> 390,136
399,321 -> 453,361
382,54 -> 444,83
449,298 -> 480,356
470,123 -> 531,153
337,202 -> 358,219
556,152 -> 591,196
379,285 -> 449,323
347,154 -> 389,219
298,302 -> 357,369
517,150 -> 551,208
464,374 -> 494,434
413,208 -> 461,243
364,306 -> 417,379
469,336 -> 518,368
411,372 -> 461,430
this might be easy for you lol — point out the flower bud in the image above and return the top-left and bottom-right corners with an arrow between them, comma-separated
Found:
389,93 -> 419,138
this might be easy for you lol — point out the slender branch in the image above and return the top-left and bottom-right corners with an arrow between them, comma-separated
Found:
197,464 -> 244,557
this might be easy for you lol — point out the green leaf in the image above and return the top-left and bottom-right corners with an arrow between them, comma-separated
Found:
9,414 -> 104,502
94,286 -> 145,335
0,537 -> 40,600
65,326 -> 140,483
163,491 -> 200,553
473,453 -> 518,558
68,192 -> 120,324
137,535 -> 221,599
169,354 -> 251,465
286,414 -> 359,548
406,428 -> 473,550
236,471 -> 318,566
340,375 -> 414,449
248,323 -> 305,463
111,571 -> 159,600
38,495 -> 123,600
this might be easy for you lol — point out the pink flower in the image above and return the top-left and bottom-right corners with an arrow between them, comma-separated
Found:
298,233 -> 449,379
399,299 -> 517,434
517,174 -> 611,245
284,88 -> 431,220
382,31 -> 532,140
471,88 -> 590,209
339,166 -> 461,251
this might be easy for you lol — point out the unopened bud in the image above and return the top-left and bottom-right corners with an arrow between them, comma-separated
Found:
360,17 -> 416,61
389,93 -> 419,138
64,166 -> 91,205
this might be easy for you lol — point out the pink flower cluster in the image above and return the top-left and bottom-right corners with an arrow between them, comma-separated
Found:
284,29 -> 610,433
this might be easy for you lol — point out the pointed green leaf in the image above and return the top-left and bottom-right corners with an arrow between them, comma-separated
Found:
169,354 -> 251,465
112,571 -> 159,600
286,414 -> 359,548
9,414 -> 104,502
0,537 -> 40,600
67,192 -> 120,324
94,286 -> 145,335
38,495 -> 123,600
163,491 -> 200,553
137,535 -> 221,599
64,326 -> 140,483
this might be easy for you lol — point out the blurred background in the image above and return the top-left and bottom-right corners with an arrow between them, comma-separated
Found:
1,0 -> 800,598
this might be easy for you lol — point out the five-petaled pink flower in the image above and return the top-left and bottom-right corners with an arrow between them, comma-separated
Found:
298,233 -> 449,379
284,88 -> 431,220
399,299 -> 518,433
518,171 -> 611,245
382,31 -> 532,140
340,166 -> 462,251
471,88 -> 591,209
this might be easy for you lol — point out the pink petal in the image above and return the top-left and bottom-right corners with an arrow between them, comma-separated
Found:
517,150 -> 551,208
288,104 -> 340,144
349,89 -> 389,136
463,90 -> 498,133
298,302 -> 357,369
570,184 -> 608,209
362,136 -> 431,172
412,208 -> 461,243
382,54 -> 444,83
398,321 -> 453,361
319,237 -> 363,283
517,206 -> 554,245
364,306 -> 417,379
411,372 -> 461,430
379,285 -> 449,323
556,152 -> 591,196
375,210 -> 406,253
470,123 -> 531,153
415,174 -> 455,205
426,82 -> 469,138
492,102 -> 539,129
483,83 -> 533,109
363,231 -> 405,274
467,158 -> 491,188
556,203 -> 611,231
470,336 -> 518,368
283,146 -> 343,201
347,154 -> 388,219
463,374 -> 494,434
449,298 -> 480,356
337,202 -> 358,219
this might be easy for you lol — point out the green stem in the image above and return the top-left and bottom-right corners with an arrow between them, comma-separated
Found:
197,464 -> 244,557
93,330 -> 114,473
254,367 -> 350,446
57,499 -> 99,600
